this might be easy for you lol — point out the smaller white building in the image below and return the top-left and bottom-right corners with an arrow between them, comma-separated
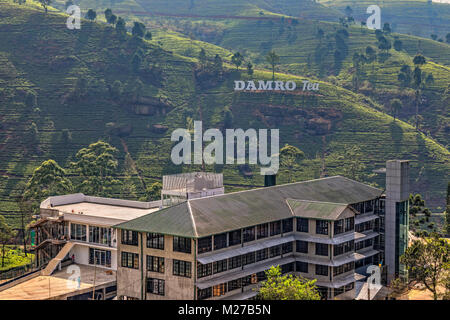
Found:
36,193 -> 161,271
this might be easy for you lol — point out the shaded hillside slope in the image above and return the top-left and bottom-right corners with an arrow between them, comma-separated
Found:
0,1 -> 448,226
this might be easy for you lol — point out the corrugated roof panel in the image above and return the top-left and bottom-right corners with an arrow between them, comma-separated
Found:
114,176 -> 383,238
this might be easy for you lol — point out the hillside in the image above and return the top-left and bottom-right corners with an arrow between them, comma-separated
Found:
72,1 -> 450,146
0,1 -> 449,227
319,0 -> 450,39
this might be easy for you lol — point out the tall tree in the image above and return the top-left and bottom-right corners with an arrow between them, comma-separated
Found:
265,50 -> 280,81
104,8 -> 112,22
389,98 -> 403,121
247,62 -> 254,76
400,234 -> 450,300
198,48 -> 207,68
132,22 -> 146,38
23,159 -> 73,215
231,52 -> 243,71
0,216 -> 16,268
38,0 -> 51,14
145,182 -> 162,201
108,14 -> 117,26
86,9 -> 97,21
280,144 -> 305,183
116,17 -> 127,34
393,39 -> 403,51
70,141 -> 121,196
212,54 -> 223,75
257,266 -> 321,300
413,54 -> 426,130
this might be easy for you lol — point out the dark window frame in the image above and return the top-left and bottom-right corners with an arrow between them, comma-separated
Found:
173,259 -> 192,278
147,233 -> 164,250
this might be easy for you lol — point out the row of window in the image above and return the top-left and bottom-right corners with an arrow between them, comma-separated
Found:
296,240 -> 355,257
198,219 -> 294,254
333,262 -> 355,277
351,200 -> 374,214
333,217 -> 354,235
122,252 -> 192,278
88,248 -> 112,267
197,263 -> 296,299
71,224 -> 114,246
197,243 -> 293,278
333,240 -> 354,256
121,231 -> 191,254
333,282 -> 355,297
356,221 -> 374,233
355,238 -> 374,251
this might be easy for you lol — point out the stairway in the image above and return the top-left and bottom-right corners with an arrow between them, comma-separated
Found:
41,242 -> 75,276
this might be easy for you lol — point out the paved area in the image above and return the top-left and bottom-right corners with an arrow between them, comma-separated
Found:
0,264 -> 115,300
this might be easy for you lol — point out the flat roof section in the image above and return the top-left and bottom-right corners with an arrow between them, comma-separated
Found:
54,202 -> 160,221
0,264 -> 116,300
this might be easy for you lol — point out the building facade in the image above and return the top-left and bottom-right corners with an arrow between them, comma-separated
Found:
114,170 -> 405,300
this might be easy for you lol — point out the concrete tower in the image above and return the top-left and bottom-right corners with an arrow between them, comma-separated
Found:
385,160 -> 410,283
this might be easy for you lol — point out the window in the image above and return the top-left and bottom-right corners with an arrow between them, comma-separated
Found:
256,271 -> 267,282
296,240 -> 308,254
197,287 -> 212,300
214,233 -> 227,250
228,256 -> 242,270
256,248 -> 268,262
334,219 -> 344,235
315,264 -> 328,276
173,259 -> 191,278
296,261 -> 308,273
147,233 -> 164,250
197,262 -> 212,278
147,278 -> 164,296
270,221 -> 281,236
173,237 -> 191,253
334,240 -> 354,256
269,245 -> 281,258
334,286 -> 344,297
70,224 -> 86,241
365,200 -> 374,213
198,236 -> 212,254
242,274 -> 257,287
315,243 -> 328,256
89,226 -> 111,245
282,218 -> 293,233
356,221 -> 373,232
282,242 -> 293,254
297,218 -> 309,233
333,262 -> 353,277
213,283 -> 227,297
122,230 -> 138,246
257,223 -> 269,239
146,255 -> 164,273
316,220 -> 328,235
243,226 -> 255,243
242,252 -> 255,265
345,217 -> 354,232
228,230 -> 241,246
281,262 -> 294,273
345,282 -> 355,292
121,252 -> 139,269
228,279 -> 242,291
213,259 -> 227,274
89,248 -> 111,267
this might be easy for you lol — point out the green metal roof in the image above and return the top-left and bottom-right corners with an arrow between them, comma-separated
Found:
114,202 -> 197,238
286,199 -> 350,220
114,176 -> 382,238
